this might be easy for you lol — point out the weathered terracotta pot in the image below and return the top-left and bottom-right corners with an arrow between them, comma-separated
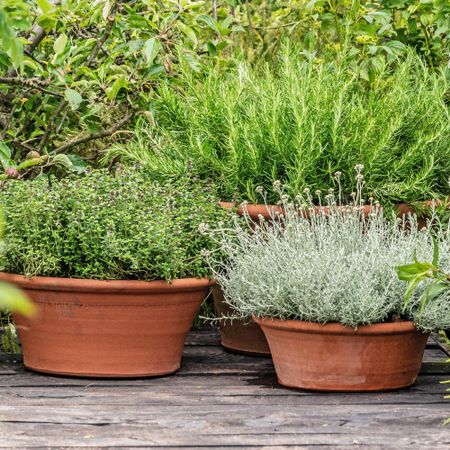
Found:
397,200 -> 448,229
1,272 -> 213,377
212,284 -> 270,356
217,202 -> 376,355
219,201 -> 375,222
254,317 -> 429,392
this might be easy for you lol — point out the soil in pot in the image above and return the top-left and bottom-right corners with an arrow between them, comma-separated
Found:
3,272 -> 213,378
254,317 -> 429,392
212,284 -> 270,356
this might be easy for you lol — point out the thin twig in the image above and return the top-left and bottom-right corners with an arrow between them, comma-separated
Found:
53,113 -> 133,154
0,77 -> 62,97
85,14 -> 116,67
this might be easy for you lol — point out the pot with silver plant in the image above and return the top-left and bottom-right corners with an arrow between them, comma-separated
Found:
212,178 -> 450,391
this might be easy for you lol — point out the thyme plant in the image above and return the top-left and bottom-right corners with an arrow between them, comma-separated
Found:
104,51 -> 450,205
212,176 -> 450,331
0,169 -> 231,281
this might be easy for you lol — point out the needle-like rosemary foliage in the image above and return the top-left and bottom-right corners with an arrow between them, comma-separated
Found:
104,49 -> 450,205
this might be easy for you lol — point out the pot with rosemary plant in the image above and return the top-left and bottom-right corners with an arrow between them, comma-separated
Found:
211,184 -> 450,391
0,170 -> 231,377
104,51 -> 450,211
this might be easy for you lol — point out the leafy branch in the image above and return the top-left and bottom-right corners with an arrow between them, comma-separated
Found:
397,240 -> 450,313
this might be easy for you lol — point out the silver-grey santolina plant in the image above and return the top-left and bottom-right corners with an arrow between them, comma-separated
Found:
212,178 -> 450,331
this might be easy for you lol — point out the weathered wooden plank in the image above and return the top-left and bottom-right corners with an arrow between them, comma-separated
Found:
0,371 -> 447,397
0,403 -> 448,448
0,388 -> 447,408
185,327 -> 221,346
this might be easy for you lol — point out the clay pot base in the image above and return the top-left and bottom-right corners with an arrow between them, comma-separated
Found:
255,317 -> 429,392
218,321 -> 271,357
212,285 -> 271,357
3,273 -> 213,378
22,364 -> 181,379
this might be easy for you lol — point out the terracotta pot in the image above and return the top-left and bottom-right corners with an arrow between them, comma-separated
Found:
254,317 -> 429,392
219,201 -> 375,223
397,200 -> 448,229
1,272 -> 213,377
212,284 -> 270,356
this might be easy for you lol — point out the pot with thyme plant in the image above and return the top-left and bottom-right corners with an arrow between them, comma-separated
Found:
0,170 -> 231,377
212,186 -> 450,391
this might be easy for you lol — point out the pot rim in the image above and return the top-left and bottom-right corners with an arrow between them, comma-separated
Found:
219,201 -> 375,219
0,272 -> 214,293
252,316 -> 423,335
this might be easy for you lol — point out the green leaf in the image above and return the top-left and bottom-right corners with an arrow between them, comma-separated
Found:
184,53 -> 201,73
106,75 -> 129,101
196,15 -> 220,34
207,42 -> 217,56
0,281 -> 36,316
397,262 -> 432,280
66,154 -> 87,174
177,22 -> 198,45
419,282 -> 449,312
53,33 -> 68,55
403,276 -> 422,305
64,88 -> 83,110
0,142 -> 16,170
0,10 -> 24,68
36,0 -> 54,14
142,37 -> 161,65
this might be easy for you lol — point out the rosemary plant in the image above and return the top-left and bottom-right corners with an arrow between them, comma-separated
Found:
104,50 -> 450,204
211,171 -> 450,331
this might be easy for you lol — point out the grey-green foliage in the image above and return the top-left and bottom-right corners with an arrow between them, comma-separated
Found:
0,170 -> 231,281
213,195 -> 450,331
105,50 -> 450,204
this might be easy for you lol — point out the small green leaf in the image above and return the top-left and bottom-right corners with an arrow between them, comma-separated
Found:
67,154 -> 87,174
403,277 -> 421,306
142,38 -> 161,65
36,0 -> 54,14
177,22 -> 198,45
0,142 -> 16,170
419,282 -> 449,312
53,33 -> 68,55
64,88 -> 83,110
196,15 -> 220,34
106,75 -> 129,101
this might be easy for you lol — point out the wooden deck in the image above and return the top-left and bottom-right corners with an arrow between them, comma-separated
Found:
0,328 -> 449,449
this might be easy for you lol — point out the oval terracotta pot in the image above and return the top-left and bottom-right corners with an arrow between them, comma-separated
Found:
254,317 -> 429,392
0,272 -> 213,378
212,284 -> 270,356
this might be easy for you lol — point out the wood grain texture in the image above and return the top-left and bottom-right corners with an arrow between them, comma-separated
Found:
0,327 -> 449,448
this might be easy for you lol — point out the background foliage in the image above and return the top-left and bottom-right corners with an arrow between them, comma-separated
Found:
0,1 -> 448,181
